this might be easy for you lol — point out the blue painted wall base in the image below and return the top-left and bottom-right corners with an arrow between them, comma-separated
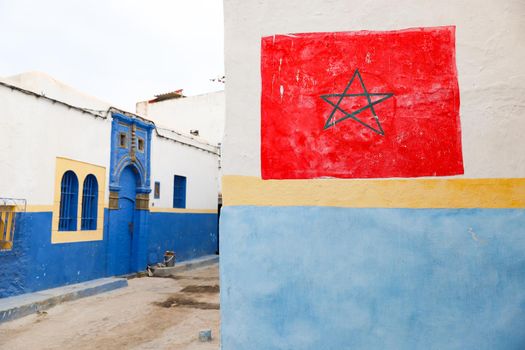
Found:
0,211 -> 107,298
220,206 -> 525,350
0,210 -> 218,298
148,212 -> 218,264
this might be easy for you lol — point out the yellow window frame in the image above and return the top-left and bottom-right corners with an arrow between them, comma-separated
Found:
52,157 -> 106,243
0,205 -> 15,250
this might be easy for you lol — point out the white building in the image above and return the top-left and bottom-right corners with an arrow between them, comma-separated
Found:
220,0 -> 525,349
0,72 -> 219,298
136,90 -> 225,146
137,89 -> 226,197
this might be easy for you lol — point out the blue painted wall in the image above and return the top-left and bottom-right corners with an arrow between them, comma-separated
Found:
148,212 -> 218,265
0,211 -> 108,298
1,210 -> 218,298
220,206 -> 525,350
0,214 -> 31,297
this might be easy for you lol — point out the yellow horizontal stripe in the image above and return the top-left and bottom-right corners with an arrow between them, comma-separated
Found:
51,230 -> 103,244
150,207 -> 218,214
222,176 -> 525,209
25,205 -> 54,212
22,205 -> 216,213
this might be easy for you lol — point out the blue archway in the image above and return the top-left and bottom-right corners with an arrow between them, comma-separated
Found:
107,112 -> 154,276
107,166 -> 138,275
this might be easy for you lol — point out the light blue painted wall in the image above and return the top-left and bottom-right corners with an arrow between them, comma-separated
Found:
220,206 -> 525,350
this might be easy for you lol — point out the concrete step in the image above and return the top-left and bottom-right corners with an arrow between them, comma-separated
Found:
169,254 -> 219,273
0,277 -> 128,324
148,254 -> 220,277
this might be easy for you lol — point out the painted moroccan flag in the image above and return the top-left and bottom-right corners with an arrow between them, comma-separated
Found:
261,26 -> 463,179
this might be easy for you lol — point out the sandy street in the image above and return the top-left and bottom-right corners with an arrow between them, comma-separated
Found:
0,265 -> 220,350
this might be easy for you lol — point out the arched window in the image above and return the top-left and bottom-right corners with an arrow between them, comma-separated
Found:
81,175 -> 98,230
59,171 -> 79,231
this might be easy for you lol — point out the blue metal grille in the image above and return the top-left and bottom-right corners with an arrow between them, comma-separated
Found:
173,175 -> 187,208
59,171 -> 79,231
81,174 -> 98,230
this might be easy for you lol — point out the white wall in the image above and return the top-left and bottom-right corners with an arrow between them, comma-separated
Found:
137,91 -> 225,146
0,72 -> 219,209
0,84 -> 112,205
150,135 -> 219,209
223,0 -> 525,178
4,71 -> 111,112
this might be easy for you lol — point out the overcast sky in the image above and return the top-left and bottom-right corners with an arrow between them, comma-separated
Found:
0,0 -> 224,111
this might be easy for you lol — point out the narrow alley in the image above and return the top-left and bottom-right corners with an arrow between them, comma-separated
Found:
0,265 -> 220,350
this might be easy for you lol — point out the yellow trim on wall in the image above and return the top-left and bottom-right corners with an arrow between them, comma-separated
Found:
25,204 -> 109,212
51,157 -> 106,243
222,175 -> 525,209
25,205 -> 54,212
149,207 -> 218,214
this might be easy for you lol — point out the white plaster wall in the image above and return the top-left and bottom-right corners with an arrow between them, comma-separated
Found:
223,0 -> 525,178
0,72 -> 219,208
138,91 -> 225,146
4,72 -> 111,112
0,85 -> 111,205
149,136 -> 219,209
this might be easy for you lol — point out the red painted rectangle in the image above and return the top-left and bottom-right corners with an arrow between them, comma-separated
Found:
261,26 -> 463,179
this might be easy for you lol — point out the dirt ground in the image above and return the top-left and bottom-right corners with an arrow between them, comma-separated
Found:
0,264 -> 220,350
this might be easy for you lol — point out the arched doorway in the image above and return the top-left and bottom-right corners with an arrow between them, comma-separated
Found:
108,166 -> 138,275
108,112 -> 154,276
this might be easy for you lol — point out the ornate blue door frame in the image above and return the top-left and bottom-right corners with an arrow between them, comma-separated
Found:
107,112 -> 154,275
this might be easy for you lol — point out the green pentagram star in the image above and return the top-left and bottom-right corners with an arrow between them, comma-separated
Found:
321,69 -> 393,136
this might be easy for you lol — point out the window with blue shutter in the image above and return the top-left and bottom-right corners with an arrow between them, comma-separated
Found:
173,175 -> 187,208
154,181 -> 160,199
81,174 -> 98,230
59,171 -> 79,231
